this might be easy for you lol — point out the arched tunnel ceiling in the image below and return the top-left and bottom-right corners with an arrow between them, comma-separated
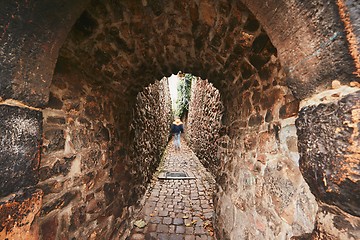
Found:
0,0 -> 358,106
59,0 -> 275,96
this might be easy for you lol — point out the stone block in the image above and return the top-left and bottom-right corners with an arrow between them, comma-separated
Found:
95,123 -> 110,141
51,158 -> 72,176
47,93 -> 63,109
0,189 -> 43,239
41,191 -> 79,216
82,150 -> 101,170
258,131 -> 278,154
39,166 -> 52,181
85,97 -> 101,120
296,91 -> 360,217
248,113 -> 263,126
244,135 -> 257,151
286,136 -> 298,152
69,205 -> 86,231
265,109 -> 273,122
44,129 -> 65,152
279,100 -> 299,119
264,166 -> 295,214
0,105 -> 42,197
37,180 -> 64,195
310,203 -> 360,239
40,215 -> 58,240
47,116 -> 66,125
104,182 -> 120,205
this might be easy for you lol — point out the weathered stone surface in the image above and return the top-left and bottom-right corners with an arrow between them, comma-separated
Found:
296,91 -> 360,217
310,203 -> 360,239
69,205 -> 86,231
244,0 -> 358,99
37,64 -> 172,239
47,93 -> 64,109
0,0 -> 348,108
280,100 -> 300,119
40,215 -> 58,240
0,0 -> 90,106
0,0 -> 359,239
0,105 -> 42,197
37,180 -> 64,195
47,116 -> 66,125
130,78 -> 173,188
44,129 -> 65,152
41,191 -> 79,216
213,46 -> 318,238
0,188 -> 43,240
0,1 -> 90,106
187,78 -> 223,175
248,112 -> 263,126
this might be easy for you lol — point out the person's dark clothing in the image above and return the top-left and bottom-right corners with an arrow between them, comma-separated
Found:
171,124 -> 184,134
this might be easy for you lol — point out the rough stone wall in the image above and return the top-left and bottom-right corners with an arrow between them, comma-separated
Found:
2,0 -> 356,107
36,64 -> 172,239
0,1 -> 359,239
0,0 -> 90,106
214,50 -> 318,239
0,189 -> 42,240
296,87 -> 360,239
0,103 -> 43,239
129,78 -> 173,197
187,78 -> 223,175
38,64 -> 131,239
242,0 -> 358,98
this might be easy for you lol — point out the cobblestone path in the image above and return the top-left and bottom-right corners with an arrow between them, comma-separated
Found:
127,138 -> 216,240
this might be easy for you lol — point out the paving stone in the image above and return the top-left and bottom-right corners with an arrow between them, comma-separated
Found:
149,217 -> 162,224
163,217 -> 172,225
185,227 -> 194,234
173,218 -> 184,225
130,233 -> 145,240
126,139 -> 215,239
194,226 -> 206,235
169,225 -> 176,234
144,232 -> 157,239
195,235 -> 209,240
169,234 -> 184,240
159,210 -> 169,217
157,224 -> 169,233
158,233 -> 170,240
185,235 -> 196,240
147,223 -> 157,232
176,225 -> 186,234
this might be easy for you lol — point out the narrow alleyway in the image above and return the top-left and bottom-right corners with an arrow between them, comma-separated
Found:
127,138 -> 216,240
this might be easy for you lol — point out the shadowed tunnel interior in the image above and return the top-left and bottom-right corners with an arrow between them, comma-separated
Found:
0,0 -> 359,239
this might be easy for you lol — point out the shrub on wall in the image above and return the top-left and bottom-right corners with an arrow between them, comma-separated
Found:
175,73 -> 194,118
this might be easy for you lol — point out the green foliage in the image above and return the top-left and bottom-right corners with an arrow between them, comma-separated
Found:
174,73 -> 194,118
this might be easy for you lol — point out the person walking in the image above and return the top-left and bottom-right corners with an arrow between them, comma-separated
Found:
171,118 -> 184,151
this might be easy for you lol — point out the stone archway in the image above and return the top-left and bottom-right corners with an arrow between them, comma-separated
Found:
1,0 -> 358,105
0,0 -> 359,239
